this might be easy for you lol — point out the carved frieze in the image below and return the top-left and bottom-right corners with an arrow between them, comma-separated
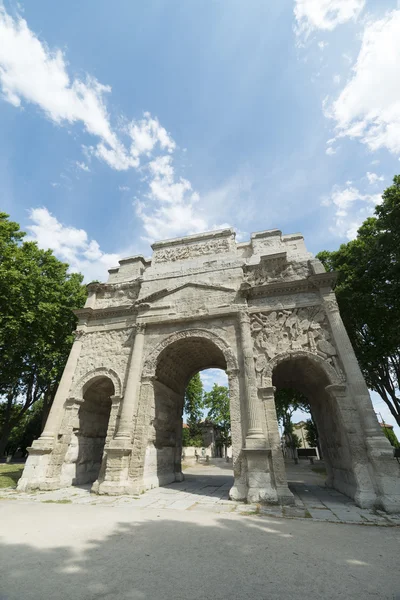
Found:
153,238 -> 233,263
250,306 -> 342,384
244,259 -> 310,287
95,283 -> 140,308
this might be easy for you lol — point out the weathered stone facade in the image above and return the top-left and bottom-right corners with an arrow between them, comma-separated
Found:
18,228 -> 400,512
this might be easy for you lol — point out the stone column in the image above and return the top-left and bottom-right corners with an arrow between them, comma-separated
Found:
226,367 -> 247,501
114,322 -> 147,441
238,311 -> 265,448
39,330 -> 85,445
322,294 -> 385,439
259,386 -> 294,505
323,293 -> 400,513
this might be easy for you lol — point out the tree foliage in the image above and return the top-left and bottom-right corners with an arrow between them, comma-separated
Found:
274,388 -> 309,432
0,213 -> 87,455
304,419 -> 319,448
183,373 -> 204,444
274,388 -> 310,459
317,175 -> 400,427
204,384 -> 231,453
382,426 -> 399,449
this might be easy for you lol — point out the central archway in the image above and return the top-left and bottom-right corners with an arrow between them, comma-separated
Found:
141,329 -> 239,490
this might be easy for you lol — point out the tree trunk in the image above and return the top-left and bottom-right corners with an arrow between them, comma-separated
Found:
0,421 -> 14,457
0,394 -> 14,457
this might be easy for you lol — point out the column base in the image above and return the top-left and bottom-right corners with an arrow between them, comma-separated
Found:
96,442 -> 133,495
17,441 -> 54,492
243,448 -> 294,505
245,436 -> 267,450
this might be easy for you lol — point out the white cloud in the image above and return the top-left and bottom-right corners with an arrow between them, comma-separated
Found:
318,41 -> 328,50
294,0 -> 365,37
333,74 -> 341,85
366,172 -> 384,185
328,10 -> 400,155
326,146 -> 337,155
118,185 -> 130,192
0,7 -> 216,244
200,369 -> 228,393
322,184 -> 381,239
76,161 -> 90,172
26,207 -> 120,281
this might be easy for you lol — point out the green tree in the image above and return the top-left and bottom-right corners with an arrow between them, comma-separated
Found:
304,419 -> 319,448
3,400 -> 44,457
382,426 -> 399,449
274,388 -> 309,433
317,175 -> 400,428
203,384 -> 231,456
274,388 -> 309,460
183,373 -> 204,444
0,213 -> 87,455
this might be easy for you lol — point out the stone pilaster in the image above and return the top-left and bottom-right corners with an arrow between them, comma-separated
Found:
323,294 -> 389,443
259,386 -> 294,505
17,331 -> 85,491
98,323 -> 147,495
39,330 -> 85,446
114,322 -> 147,441
323,293 -> 400,512
238,311 -> 265,448
226,367 -> 247,501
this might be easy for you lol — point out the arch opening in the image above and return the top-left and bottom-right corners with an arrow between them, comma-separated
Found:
272,355 -> 356,499
143,335 -> 234,490
72,376 -> 113,487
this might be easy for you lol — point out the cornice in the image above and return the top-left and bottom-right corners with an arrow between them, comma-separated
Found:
74,305 -> 137,321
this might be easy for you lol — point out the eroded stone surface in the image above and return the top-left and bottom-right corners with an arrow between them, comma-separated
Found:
18,228 -> 400,512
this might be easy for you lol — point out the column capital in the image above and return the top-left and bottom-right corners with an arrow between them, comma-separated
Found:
141,374 -> 155,384
323,295 -> 340,314
258,386 -> 276,401
64,396 -> 84,408
226,367 -> 240,377
325,383 -> 347,398
238,309 -> 250,324
135,322 -> 147,334
110,394 -> 123,406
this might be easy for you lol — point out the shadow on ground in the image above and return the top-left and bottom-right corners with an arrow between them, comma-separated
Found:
0,501 -> 399,600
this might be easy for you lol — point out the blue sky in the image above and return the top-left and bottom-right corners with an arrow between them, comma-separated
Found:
1,0 -> 400,434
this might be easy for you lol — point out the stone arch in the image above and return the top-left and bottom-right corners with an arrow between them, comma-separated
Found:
70,367 -> 123,400
138,327 -> 240,490
142,327 -> 239,380
269,349 -> 360,501
264,350 -> 343,386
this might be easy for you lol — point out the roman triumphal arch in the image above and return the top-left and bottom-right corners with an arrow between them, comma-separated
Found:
18,228 -> 400,512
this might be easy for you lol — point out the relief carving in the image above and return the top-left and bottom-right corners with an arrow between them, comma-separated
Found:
154,238 -> 232,263
250,306 -> 341,384
95,283 -> 140,309
244,259 -> 310,287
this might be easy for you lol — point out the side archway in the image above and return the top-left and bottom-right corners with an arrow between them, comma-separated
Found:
269,351 -> 361,500
70,367 -> 123,400
264,350 -> 343,386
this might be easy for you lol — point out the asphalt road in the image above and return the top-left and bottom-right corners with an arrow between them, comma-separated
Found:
1,501 -> 399,600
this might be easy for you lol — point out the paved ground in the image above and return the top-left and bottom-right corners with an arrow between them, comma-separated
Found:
1,497 -> 399,600
2,460 -> 399,525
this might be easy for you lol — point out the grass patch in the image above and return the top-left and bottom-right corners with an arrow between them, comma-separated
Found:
0,464 -> 24,489
42,499 -> 72,504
